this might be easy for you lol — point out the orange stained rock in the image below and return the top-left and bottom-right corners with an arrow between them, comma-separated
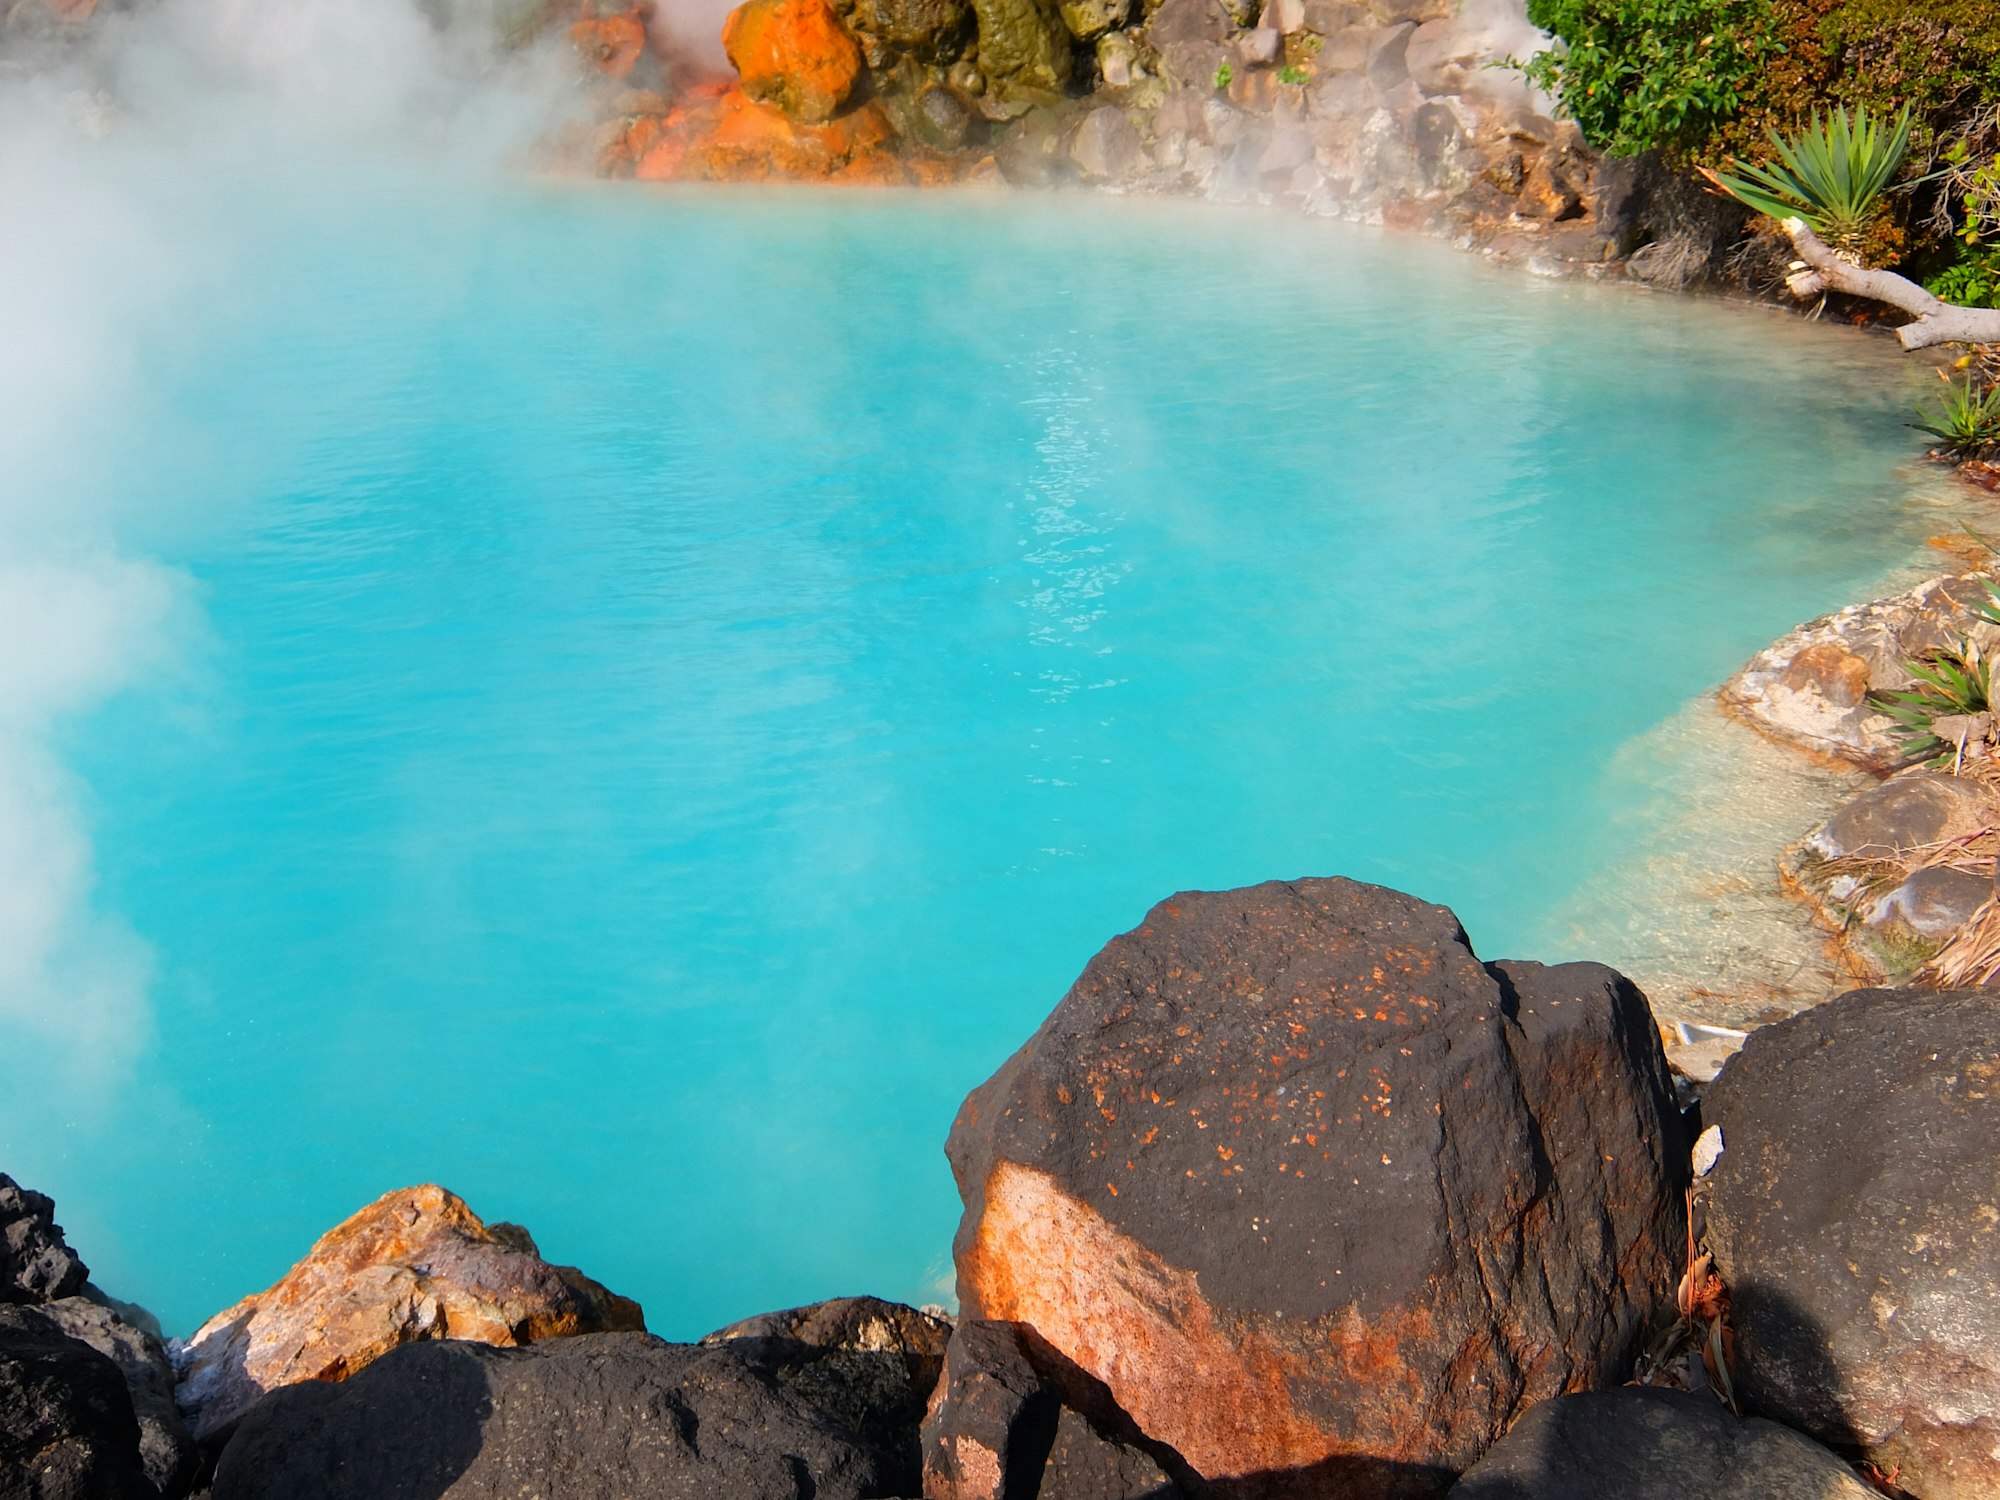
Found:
571,1 -> 651,79
172,1184 -> 643,1442
959,1160 -> 1471,1484
721,0 -> 862,125
630,87 -> 907,184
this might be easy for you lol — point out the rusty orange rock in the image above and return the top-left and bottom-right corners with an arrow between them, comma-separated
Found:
629,87 -> 904,184
571,1 -> 651,79
171,1184 -> 643,1442
721,0 -> 863,125
945,878 -> 1688,1496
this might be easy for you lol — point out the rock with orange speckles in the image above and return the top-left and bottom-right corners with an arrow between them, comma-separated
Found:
723,0 -> 864,124
945,877 -> 1688,1498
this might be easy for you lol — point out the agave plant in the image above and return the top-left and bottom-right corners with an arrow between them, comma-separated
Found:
1708,105 -> 1914,259
1911,371 -> 2000,458
1873,636 -> 1993,768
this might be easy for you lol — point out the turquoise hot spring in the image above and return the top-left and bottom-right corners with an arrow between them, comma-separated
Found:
9,170 -> 1944,1341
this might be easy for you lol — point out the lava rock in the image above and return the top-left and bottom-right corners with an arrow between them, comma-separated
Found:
946,877 -> 1689,1497
33,1297 -> 196,1499
0,1305 -> 152,1500
0,1174 -> 89,1306
1705,987 -> 2000,1500
702,1295 -> 952,1494
1448,1386 -> 1876,1499
172,1184 -> 644,1442
210,1332 -> 899,1500
920,1318 -> 1183,1500
850,0 -> 974,56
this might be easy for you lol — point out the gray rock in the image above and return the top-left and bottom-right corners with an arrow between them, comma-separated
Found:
1449,1386 -> 1876,1499
1071,105 -> 1146,179
1236,25 -> 1280,62
1145,0 -> 1230,46
1808,773 -> 1997,862
701,1295 -> 952,1498
1299,0 -> 1364,30
1866,863 -> 1992,939
0,1305 -> 152,1500
1403,17 -> 1483,96
1706,988 -> 2000,1500
1364,19 -> 1416,92
0,1174 -> 89,1307
212,1333 -> 902,1500
35,1297 -> 196,1499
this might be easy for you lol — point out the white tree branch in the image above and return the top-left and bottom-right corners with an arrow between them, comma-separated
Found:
1782,217 -> 2000,351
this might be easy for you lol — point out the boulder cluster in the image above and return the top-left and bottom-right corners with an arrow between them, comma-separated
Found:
568,0 -> 1716,276
6,877 -> 1995,1499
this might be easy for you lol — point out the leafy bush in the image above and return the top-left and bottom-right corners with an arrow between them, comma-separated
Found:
1518,0 -> 1776,155
1925,246 -> 2000,308
1708,105 -> 1912,257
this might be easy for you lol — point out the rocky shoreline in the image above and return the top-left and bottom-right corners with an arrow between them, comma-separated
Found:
7,878 -> 1997,1499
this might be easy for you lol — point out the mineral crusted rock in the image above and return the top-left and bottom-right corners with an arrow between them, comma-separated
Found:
0,1172 -> 90,1305
968,0 -> 1072,97
0,1304 -> 152,1500
920,1318 -> 1183,1500
34,1296 -> 197,1498
210,1332 -> 898,1500
725,0 -> 865,123
1723,573 -> 2000,769
172,1183 -> 643,1442
703,1295 -> 953,1494
945,877 -> 1688,1497
569,1 -> 651,78
1448,1386 -> 1877,1499
1706,988 -> 2000,1500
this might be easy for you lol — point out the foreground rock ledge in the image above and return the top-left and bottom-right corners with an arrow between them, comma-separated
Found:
1706,987 -> 2000,1500
946,877 -> 1689,1497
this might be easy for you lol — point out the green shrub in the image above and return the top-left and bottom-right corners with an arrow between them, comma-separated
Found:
1910,372 -> 2000,458
1708,105 -> 1912,258
1925,246 -> 2000,308
1518,0 -> 1776,155
1874,632 -> 1995,768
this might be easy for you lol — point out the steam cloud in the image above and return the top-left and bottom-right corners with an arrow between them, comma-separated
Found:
0,0 -> 584,1097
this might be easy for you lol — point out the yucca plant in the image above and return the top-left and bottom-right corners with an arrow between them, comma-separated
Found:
1873,636 -> 1992,768
1911,372 -> 2000,458
1707,105 -> 1914,259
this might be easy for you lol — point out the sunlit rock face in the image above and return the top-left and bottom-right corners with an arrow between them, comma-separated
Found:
946,879 -> 1689,1497
171,1184 -> 643,1443
724,0 -> 865,122
570,1 -> 653,78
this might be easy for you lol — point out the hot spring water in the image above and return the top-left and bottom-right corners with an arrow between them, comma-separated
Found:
8,179 -> 1948,1338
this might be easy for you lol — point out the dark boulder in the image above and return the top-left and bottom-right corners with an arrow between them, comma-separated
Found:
0,1175 -> 89,1306
0,1304 -> 153,1500
1448,1387 -> 1876,1499
946,878 -> 1688,1497
702,1295 -> 953,1494
32,1298 -> 196,1500
209,1331 -> 903,1500
1705,987 -> 2000,1500
920,1318 -> 1183,1500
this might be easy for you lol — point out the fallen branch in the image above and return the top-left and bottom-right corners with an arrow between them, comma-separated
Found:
1782,218 -> 2000,350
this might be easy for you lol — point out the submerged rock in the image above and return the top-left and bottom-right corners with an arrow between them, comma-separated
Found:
210,1333 -> 901,1500
1723,572 -> 2000,770
0,1172 -> 90,1306
1448,1386 -> 1876,1499
172,1183 -> 644,1442
1783,772 -> 1999,980
1705,987 -> 2000,1500
724,0 -> 866,123
0,1305 -> 152,1500
945,877 -> 1688,1496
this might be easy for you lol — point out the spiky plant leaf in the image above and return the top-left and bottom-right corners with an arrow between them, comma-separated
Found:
1707,104 -> 1913,257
